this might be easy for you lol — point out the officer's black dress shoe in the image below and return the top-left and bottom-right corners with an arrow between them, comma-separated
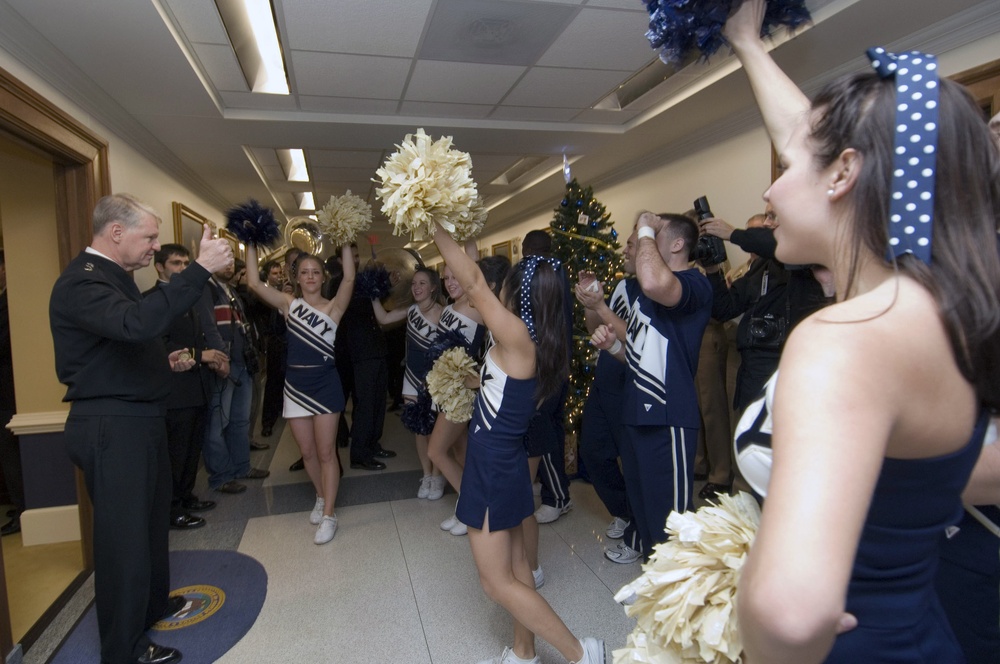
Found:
350,459 -> 386,471
374,447 -> 397,459
249,439 -> 269,451
289,457 -> 305,471
215,480 -> 247,494
169,513 -> 205,530
1,517 -> 20,536
135,643 -> 182,664
181,498 -> 216,512
164,595 -> 186,618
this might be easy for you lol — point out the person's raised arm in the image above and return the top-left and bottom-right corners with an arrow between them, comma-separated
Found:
575,276 -> 627,339
634,212 -> 684,307
433,222 -> 534,366
371,297 -> 407,325
325,243 -> 356,323
246,244 -> 291,313
723,0 -> 811,155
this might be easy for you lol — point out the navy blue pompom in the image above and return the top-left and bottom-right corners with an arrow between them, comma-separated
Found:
225,199 -> 281,248
428,328 -> 468,363
642,0 -> 810,65
401,392 -> 436,435
356,266 -> 392,300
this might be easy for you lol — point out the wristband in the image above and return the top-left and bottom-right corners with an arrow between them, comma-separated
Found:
608,339 -> 623,355
637,226 -> 656,241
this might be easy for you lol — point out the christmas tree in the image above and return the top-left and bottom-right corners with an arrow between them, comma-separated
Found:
548,179 -> 623,469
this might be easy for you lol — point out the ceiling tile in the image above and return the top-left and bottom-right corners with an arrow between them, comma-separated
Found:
193,43 -> 248,92
406,60 -> 525,104
490,106 -> 580,122
165,0 -> 229,45
502,67 -> 628,108
572,107 -> 640,124
307,149 -> 384,168
280,0 -> 432,57
298,96 -> 400,115
218,91 -> 301,110
398,100 -> 495,119
419,0 -> 579,66
291,52 -> 411,98
538,7 -> 653,70
310,166 -> 380,183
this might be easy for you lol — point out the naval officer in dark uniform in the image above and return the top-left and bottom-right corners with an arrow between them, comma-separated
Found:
49,194 -> 232,664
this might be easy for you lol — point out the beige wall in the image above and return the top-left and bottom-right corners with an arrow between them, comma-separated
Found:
0,136 -> 66,413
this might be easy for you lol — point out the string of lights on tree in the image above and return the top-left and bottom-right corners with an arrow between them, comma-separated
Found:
549,178 -> 623,434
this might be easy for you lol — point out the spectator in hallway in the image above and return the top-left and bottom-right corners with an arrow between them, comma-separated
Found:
203,255 -> 269,494
325,243 -> 396,471
234,258 -> 269,452
592,211 -> 712,564
49,193 -> 232,664
258,259 -> 286,438
145,244 -> 228,531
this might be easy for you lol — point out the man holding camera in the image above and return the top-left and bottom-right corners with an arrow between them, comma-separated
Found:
699,208 -> 827,412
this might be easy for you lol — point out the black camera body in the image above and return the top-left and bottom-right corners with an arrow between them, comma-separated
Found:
691,196 -> 728,266
746,312 -> 787,350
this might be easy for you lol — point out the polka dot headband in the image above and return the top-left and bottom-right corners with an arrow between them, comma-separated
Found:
519,255 -> 562,343
867,47 -> 939,265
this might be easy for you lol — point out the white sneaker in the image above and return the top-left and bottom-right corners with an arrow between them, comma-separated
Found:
440,514 -> 459,531
309,497 -> 325,525
417,475 -> 432,499
314,515 -> 337,544
476,646 -> 540,664
572,637 -> 606,664
534,501 -> 573,524
426,475 -> 445,500
606,517 -> 629,539
532,566 -> 544,589
449,520 -> 468,536
604,542 -> 641,564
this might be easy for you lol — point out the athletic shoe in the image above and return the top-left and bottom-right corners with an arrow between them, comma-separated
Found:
426,475 -> 445,500
314,515 -> 337,544
532,566 -> 544,589
604,542 -> 641,564
572,637 -> 606,664
534,501 -> 573,524
309,497 -> 325,525
417,475 -> 432,499
440,514 -> 459,531
449,521 -> 468,536
606,517 -> 629,539
476,646 -> 540,664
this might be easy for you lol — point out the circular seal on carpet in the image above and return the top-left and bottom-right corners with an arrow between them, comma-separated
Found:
51,549 -> 267,664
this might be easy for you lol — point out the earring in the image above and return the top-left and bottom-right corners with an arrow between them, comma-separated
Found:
827,187 -> 836,197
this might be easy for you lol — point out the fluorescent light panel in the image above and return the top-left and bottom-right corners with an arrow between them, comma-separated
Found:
215,0 -> 289,95
277,148 -> 310,182
295,192 -> 315,211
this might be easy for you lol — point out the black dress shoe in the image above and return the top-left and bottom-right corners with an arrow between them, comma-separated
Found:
260,425 -> 273,437
289,457 -> 305,471
249,440 -> 269,451
163,595 -> 186,618
215,480 -> 247,494
135,643 -> 182,664
350,459 -> 386,471
180,498 -> 216,512
243,468 -> 270,479
1,517 -> 20,536
169,513 -> 205,530
374,447 -> 397,459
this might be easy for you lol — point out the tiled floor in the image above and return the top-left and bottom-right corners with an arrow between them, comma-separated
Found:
24,408 -> 644,664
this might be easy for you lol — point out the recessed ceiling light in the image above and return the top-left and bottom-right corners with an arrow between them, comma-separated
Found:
295,192 -> 315,211
278,149 -> 309,183
215,0 -> 289,95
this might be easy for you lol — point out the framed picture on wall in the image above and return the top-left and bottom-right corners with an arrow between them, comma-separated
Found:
492,240 -> 512,260
172,202 -> 244,261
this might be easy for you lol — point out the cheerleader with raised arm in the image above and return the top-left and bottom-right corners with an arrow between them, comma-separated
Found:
433,222 -> 604,664
246,244 -> 355,545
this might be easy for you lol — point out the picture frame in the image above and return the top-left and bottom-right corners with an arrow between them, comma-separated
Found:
491,240 -> 512,260
172,202 -> 244,261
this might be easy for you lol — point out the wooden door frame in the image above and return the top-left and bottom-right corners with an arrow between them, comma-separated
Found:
0,63 -> 109,656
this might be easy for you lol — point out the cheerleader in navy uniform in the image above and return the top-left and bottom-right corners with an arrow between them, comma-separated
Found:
720,1 -> 1000,662
372,267 -> 443,496
246,243 -> 355,545
430,255 -> 510,534
432,222 -> 605,664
